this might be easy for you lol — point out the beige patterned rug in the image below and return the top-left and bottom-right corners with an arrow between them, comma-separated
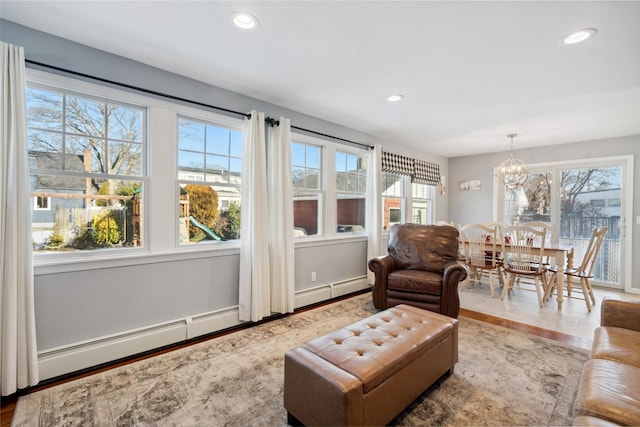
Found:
12,293 -> 588,426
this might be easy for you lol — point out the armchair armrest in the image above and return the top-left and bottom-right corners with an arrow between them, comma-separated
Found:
440,261 -> 468,318
368,255 -> 397,309
601,298 -> 640,332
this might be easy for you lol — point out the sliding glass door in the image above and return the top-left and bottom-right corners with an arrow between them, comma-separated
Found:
499,156 -> 632,290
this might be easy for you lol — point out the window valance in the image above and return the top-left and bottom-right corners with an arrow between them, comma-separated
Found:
412,159 -> 440,185
381,151 -> 414,176
381,151 -> 440,186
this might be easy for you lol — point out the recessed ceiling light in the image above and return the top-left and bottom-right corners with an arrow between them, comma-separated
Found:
563,28 -> 597,45
387,94 -> 404,102
232,12 -> 258,30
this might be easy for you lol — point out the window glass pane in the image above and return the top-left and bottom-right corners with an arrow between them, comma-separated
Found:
109,141 -> 143,176
230,130 -> 243,157
178,150 -> 204,173
65,95 -> 105,137
294,192 -> 319,236
337,196 -> 365,232
292,143 -> 305,167
178,119 -> 205,152
30,176 -> 143,252
108,104 -> 143,142
27,84 -> 147,254
206,125 -> 230,155
306,145 -> 320,168
26,87 -> 63,131
178,183 -> 241,243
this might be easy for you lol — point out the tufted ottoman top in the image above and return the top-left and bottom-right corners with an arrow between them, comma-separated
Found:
303,304 -> 456,394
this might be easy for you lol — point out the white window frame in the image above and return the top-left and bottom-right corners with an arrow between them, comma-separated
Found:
27,70 -> 149,265
176,113 -> 244,247
33,195 -> 51,211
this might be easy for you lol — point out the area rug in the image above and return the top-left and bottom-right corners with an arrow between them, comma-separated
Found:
11,293 -> 588,426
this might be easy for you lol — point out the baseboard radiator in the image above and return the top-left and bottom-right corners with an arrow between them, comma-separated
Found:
37,276 -> 371,381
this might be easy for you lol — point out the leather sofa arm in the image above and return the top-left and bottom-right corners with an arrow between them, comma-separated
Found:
601,298 -> 640,332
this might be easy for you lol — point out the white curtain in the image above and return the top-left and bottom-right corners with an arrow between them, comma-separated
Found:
267,118 -> 295,314
1,41 -> 39,396
366,144 -> 383,284
238,111 -> 271,322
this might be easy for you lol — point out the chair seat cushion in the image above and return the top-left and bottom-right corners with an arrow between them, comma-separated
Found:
388,270 -> 442,295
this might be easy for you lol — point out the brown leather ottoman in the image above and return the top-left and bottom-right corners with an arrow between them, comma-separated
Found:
284,304 -> 458,426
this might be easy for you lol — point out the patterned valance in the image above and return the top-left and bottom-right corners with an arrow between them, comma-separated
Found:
382,150 -> 440,186
381,151 -> 414,176
412,159 -> 440,185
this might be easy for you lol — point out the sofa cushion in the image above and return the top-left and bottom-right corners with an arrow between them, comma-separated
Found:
388,269 -> 442,295
591,326 -> 640,368
572,415 -> 622,426
303,304 -> 455,394
575,359 -> 640,426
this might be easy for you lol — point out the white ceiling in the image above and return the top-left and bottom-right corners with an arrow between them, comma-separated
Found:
1,1 -> 639,158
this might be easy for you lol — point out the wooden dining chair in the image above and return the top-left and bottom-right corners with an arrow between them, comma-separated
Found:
545,226 -> 608,311
459,223 -> 503,297
500,225 -> 548,307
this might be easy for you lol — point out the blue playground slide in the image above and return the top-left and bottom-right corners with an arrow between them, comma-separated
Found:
189,216 -> 223,241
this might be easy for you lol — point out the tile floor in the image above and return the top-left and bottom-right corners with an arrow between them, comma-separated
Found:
459,278 -> 640,340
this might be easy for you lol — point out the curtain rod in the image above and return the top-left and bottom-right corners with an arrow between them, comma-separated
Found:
25,59 -> 373,150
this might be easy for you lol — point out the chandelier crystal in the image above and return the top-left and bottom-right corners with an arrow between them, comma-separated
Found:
495,134 -> 528,190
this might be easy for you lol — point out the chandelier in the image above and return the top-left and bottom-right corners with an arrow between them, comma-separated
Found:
495,133 -> 528,190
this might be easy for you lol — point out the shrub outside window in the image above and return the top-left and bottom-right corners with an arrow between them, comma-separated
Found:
26,85 -> 146,252
335,150 -> 367,233
292,141 -> 321,236
177,116 -> 242,244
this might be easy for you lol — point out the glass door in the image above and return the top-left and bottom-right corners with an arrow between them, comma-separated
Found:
499,157 -> 631,290
558,166 -> 622,289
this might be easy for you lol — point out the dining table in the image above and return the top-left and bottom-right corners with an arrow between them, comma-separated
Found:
461,239 -> 574,309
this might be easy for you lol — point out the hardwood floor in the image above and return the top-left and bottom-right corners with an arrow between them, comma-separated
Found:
2,286 -> 637,427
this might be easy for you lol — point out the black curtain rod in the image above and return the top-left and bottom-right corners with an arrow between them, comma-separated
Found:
25,59 -> 373,150
25,59 -> 250,119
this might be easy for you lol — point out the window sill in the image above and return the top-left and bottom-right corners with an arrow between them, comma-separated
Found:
34,244 -> 240,275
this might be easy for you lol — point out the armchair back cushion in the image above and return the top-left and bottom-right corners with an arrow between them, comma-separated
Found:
388,223 -> 460,272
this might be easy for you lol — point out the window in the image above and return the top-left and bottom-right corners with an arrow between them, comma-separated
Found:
335,150 -> 366,232
292,141 -> 322,236
412,182 -> 434,225
382,172 -> 405,230
26,84 -> 146,252
177,116 -> 242,244
34,196 -> 50,211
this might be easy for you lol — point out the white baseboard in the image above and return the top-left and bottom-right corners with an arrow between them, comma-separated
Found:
38,306 -> 243,380
294,276 -> 370,308
37,281 -> 370,381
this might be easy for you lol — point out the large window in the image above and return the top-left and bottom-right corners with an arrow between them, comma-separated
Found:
177,116 -> 242,244
335,150 -> 367,232
292,141 -> 322,236
26,84 -> 146,252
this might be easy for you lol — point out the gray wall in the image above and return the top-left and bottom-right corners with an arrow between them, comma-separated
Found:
449,134 -> 640,290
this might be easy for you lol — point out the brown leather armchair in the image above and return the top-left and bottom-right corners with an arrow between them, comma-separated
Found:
368,224 -> 467,318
